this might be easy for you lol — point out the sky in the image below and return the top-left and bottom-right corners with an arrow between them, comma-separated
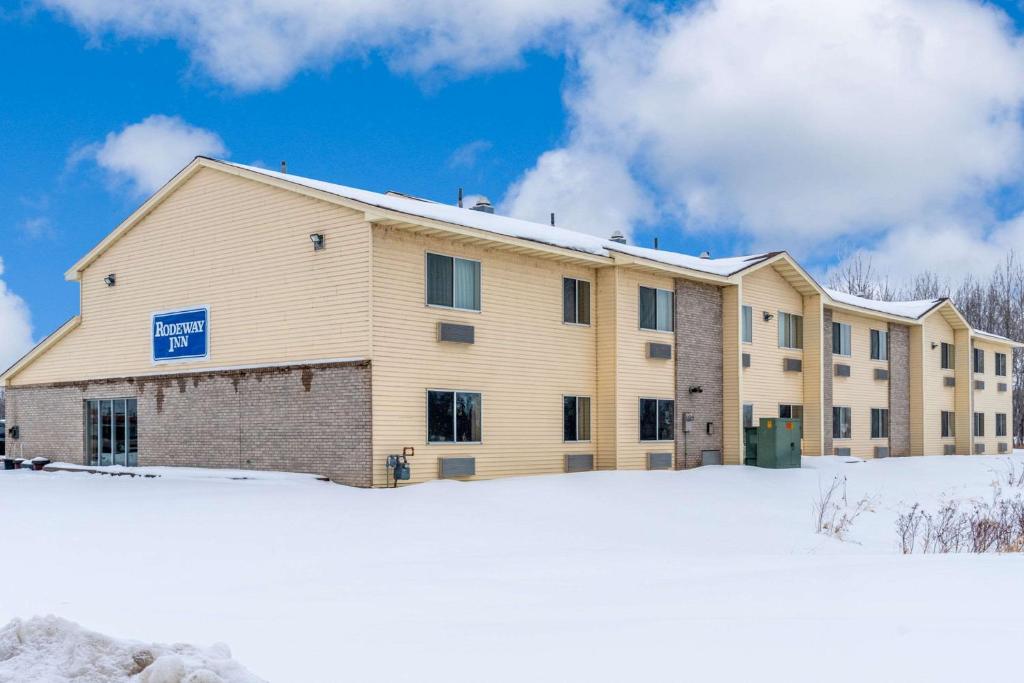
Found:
3,0 -> 1024,369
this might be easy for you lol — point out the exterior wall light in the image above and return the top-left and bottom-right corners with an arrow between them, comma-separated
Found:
763,311 -> 774,322
931,342 -> 939,350
103,274 -> 116,287
310,233 -> 325,251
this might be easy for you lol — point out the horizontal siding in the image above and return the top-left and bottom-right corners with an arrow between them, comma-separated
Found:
370,226 -> 599,486
920,314 -> 956,455
972,338 -> 1015,454
829,309 -> 891,458
13,168 -> 371,385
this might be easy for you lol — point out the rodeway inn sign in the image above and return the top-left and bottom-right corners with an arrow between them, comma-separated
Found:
152,306 -> 209,363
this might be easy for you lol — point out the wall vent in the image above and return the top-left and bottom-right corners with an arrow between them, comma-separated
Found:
834,447 -> 852,457
701,450 -> 722,466
742,353 -> 751,368
783,358 -> 802,372
834,364 -> 851,377
437,322 -> 475,344
438,457 -> 476,478
944,376 -> 956,387
999,442 -> 1009,454
874,446 -> 890,459
998,383 -> 1009,392
974,380 -> 985,390
647,452 -> 673,470
944,444 -> 956,455
565,453 -> 594,473
647,342 -> 672,360
974,443 -> 986,454
874,368 -> 889,381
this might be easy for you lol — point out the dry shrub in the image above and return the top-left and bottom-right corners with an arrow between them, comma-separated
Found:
814,475 -> 874,541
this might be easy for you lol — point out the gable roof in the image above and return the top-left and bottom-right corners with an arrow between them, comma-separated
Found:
824,287 -> 945,321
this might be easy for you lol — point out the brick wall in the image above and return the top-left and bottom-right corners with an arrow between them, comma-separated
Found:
823,309 -> 834,455
674,279 -> 724,468
5,361 -> 372,486
888,323 -> 911,457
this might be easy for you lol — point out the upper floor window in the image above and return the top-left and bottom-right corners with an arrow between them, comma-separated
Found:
639,286 -> 673,332
640,398 -> 674,441
870,329 -> 888,361
941,342 -> 955,370
941,411 -> 956,438
427,390 -> 481,443
778,312 -> 803,350
562,277 -> 591,325
742,305 -> 753,343
996,352 -> 1008,377
973,347 -> 985,374
426,252 -> 480,311
563,395 -> 592,442
779,404 -> 803,421
832,322 -> 852,356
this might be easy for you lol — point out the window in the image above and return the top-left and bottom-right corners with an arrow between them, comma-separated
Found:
639,286 -> 673,332
743,404 -> 754,429
941,342 -> 955,370
871,408 -> 889,439
562,277 -> 591,325
941,411 -> 956,438
640,398 -> 674,441
426,252 -> 480,311
832,407 -> 852,439
742,305 -> 753,344
84,399 -> 138,466
973,412 -> 985,438
996,413 -> 1008,437
870,329 -> 888,361
427,390 -> 482,443
832,322 -> 852,356
973,348 -> 985,374
996,352 -> 1008,377
778,312 -> 804,349
563,395 -> 592,442
779,404 -> 804,421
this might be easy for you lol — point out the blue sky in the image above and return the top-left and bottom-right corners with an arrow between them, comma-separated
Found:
2,0 -> 1024,367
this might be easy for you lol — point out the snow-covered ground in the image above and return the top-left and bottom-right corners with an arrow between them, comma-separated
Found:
2,455 -> 1024,682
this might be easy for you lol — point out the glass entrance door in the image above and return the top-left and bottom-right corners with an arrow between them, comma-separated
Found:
84,399 -> 138,466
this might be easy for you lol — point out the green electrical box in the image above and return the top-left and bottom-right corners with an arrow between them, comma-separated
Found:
744,418 -> 802,469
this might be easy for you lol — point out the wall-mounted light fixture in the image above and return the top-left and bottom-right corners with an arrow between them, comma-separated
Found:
689,385 -> 704,394
103,274 -> 116,287
931,342 -> 939,350
763,311 -> 774,322
309,233 -> 325,251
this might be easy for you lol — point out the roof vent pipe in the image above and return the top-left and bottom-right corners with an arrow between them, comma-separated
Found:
470,197 -> 494,214
609,231 -> 627,245
699,250 -> 711,259
280,161 -> 287,174
654,237 -> 659,250
550,213 -> 555,227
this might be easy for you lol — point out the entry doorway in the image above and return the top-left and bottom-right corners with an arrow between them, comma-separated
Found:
84,398 -> 138,466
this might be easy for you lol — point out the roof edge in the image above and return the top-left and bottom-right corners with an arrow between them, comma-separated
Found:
1,317 -> 82,385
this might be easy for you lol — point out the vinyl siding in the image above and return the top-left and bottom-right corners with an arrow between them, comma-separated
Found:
971,338 -> 1015,454
614,268 -> 677,470
828,309 -> 891,458
595,267 -> 619,470
920,314 -> 957,455
11,168 -> 371,385
802,295 -> 824,456
369,225 -> 599,486
740,266 -> 805,426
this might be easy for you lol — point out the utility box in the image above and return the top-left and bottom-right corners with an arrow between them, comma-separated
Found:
744,418 -> 802,469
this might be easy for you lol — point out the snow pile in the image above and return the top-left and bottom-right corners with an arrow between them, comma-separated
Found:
824,286 -> 942,319
0,615 -> 264,683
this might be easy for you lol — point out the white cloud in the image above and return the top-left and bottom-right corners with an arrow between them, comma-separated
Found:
502,148 -> 652,238
40,0 -> 616,91
19,217 -> 56,240
85,115 -> 226,195
0,257 -> 34,372
447,140 -> 493,169
507,0 -> 1024,250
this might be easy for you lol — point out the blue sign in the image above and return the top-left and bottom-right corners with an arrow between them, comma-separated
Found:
152,306 -> 209,363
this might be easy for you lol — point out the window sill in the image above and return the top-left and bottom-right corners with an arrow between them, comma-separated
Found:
426,441 -> 483,446
426,304 -> 481,314
562,322 -> 592,328
639,328 -> 675,335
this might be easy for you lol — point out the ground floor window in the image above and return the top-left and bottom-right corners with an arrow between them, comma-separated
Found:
563,395 -> 592,442
778,404 -> 803,420
743,404 -> 754,429
871,408 -> 889,439
941,411 -> 956,438
640,398 -> 674,441
974,412 -> 985,437
84,398 -> 138,466
832,406 -> 852,439
996,413 -> 1007,437
427,390 -> 482,443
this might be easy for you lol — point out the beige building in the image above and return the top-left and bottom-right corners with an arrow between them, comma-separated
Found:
2,158 -> 1018,486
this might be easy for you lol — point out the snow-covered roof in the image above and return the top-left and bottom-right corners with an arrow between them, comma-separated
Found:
973,328 -> 1020,345
824,287 -> 943,320
221,160 -> 769,277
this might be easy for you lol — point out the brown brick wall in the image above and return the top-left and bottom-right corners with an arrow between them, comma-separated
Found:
5,361 -> 372,486
823,309 -> 834,454
674,279 -> 724,468
888,323 -> 911,457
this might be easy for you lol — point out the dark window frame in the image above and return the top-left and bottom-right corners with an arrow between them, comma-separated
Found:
871,408 -> 889,439
741,305 -> 753,344
639,398 -> 675,442
870,329 -> 889,361
832,406 -> 852,440
562,277 -> 592,326
639,286 -> 674,333
974,412 -> 985,438
973,347 -> 985,374
996,413 -> 1008,437
778,404 -> 804,421
941,410 -> 956,438
778,311 -> 804,350
941,342 -> 955,370
832,322 -> 852,356
425,251 -> 482,312
427,389 -> 483,444
563,395 -> 592,442
995,352 -> 1007,377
